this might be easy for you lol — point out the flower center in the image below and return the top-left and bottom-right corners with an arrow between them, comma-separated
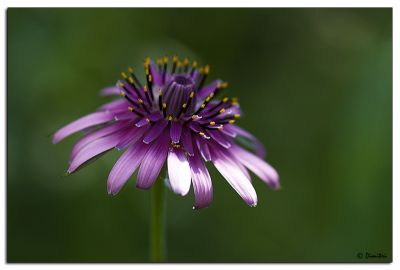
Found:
173,75 -> 194,86
163,75 -> 196,118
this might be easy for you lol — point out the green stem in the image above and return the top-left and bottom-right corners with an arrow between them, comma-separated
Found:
150,171 -> 166,262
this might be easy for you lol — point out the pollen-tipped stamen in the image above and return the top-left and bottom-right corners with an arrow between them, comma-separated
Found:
190,61 -> 198,76
171,55 -> 178,74
127,67 -> 143,89
128,106 -> 145,117
162,56 -> 168,84
195,65 -> 209,91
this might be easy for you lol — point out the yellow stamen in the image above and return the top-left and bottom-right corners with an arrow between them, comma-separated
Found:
189,91 -> 194,98
192,61 -> 198,68
158,89 -> 162,96
182,103 -> 187,108
119,91 -> 125,97
163,56 -> 169,64
204,65 -> 210,74
201,104 -> 206,108
168,115 -> 173,121
173,55 -> 178,62
162,103 -> 167,109
231,98 -> 238,106
143,85 -> 148,92
219,108 -> 225,114
229,119 -> 235,124
128,107 -> 133,111
128,77 -> 134,84
121,72 -> 127,79
146,118 -> 150,123
223,97 -> 229,102
210,121 -> 216,125
199,132 -> 205,136
138,98 -> 143,103
128,67 -> 134,73
148,74 -> 152,82
183,58 -> 189,66
234,114 -> 240,118
191,115 -> 198,119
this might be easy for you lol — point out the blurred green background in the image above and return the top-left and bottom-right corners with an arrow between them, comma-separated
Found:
7,8 -> 392,262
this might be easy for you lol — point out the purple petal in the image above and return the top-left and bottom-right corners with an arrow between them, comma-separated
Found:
143,119 -> 168,144
68,128 -> 126,173
107,141 -> 149,195
188,149 -> 213,209
220,124 -> 237,137
229,125 -> 266,158
208,129 -> 231,148
135,117 -> 151,127
114,111 -> 136,121
197,80 -> 222,99
53,111 -> 114,144
136,131 -> 170,189
150,60 -> 163,86
98,99 -> 129,112
167,147 -> 191,196
99,86 -> 120,96
210,147 -> 257,206
116,125 -> 147,150
230,145 -> 280,189
181,128 -> 194,156
70,121 -> 127,161
148,112 -> 163,122
188,121 -> 202,133
195,137 -> 211,161
170,121 -> 182,143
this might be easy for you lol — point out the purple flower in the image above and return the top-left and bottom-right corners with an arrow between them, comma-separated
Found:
53,56 -> 279,209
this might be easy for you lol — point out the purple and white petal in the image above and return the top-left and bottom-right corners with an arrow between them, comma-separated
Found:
136,131 -> 170,189
210,147 -> 257,206
188,149 -> 213,209
230,145 -> 280,189
167,147 -> 191,196
53,111 -> 114,144
107,141 -> 149,195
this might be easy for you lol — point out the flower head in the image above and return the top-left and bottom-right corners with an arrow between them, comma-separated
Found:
53,56 -> 279,209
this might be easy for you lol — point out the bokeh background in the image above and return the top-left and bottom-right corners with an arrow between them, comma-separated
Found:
7,8 -> 392,262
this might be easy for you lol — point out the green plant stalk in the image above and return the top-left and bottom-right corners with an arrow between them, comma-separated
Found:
150,171 -> 166,262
